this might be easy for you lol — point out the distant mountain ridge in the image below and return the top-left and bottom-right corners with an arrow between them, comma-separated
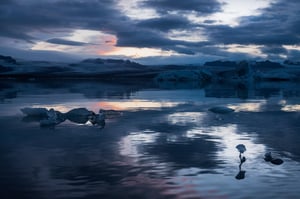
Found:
1,54 -> 300,82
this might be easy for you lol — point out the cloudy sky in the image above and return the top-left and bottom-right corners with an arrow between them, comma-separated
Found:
0,0 -> 299,64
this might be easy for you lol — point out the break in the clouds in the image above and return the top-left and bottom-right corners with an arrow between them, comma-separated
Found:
0,0 -> 299,64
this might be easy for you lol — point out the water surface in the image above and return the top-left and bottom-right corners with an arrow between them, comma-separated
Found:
1,79 -> 300,199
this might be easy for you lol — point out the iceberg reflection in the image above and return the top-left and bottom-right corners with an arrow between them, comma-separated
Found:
21,107 -> 107,128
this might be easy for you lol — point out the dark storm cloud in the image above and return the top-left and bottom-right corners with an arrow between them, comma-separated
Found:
0,0 -> 203,55
0,28 -> 35,42
116,30 -> 174,47
116,28 -> 211,55
170,47 -> 196,55
137,15 -> 192,32
205,0 -> 300,46
46,38 -> 88,46
1,0 -> 299,61
203,20 -> 218,24
141,0 -> 222,14
0,0 -> 124,41
260,46 -> 288,55
207,23 -> 299,46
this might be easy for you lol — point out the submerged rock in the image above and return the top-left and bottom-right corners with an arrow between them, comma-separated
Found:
270,158 -> 284,165
264,152 -> 284,165
264,152 -> 273,162
209,106 -> 235,114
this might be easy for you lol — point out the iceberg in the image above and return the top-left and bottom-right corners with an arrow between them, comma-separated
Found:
21,107 -> 109,128
37,109 -> 66,127
65,108 -> 94,124
89,110 -> 106,128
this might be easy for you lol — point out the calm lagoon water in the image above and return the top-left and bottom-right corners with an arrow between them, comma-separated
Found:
1,79 -> 300,199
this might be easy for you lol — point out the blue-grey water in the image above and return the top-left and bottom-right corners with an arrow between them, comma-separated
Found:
1,79 -> 300,199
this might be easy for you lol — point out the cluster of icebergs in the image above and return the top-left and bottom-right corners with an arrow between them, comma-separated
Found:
20,107 -> 118,128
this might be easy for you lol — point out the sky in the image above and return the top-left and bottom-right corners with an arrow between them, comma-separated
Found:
0,0 -> 299,64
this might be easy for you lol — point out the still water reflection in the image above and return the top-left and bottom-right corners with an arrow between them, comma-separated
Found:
1,79 -> 300,199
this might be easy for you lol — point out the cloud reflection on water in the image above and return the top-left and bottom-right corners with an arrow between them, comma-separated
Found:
98,100 -> 181,111
186,125 -> 266,165
1,80 -> 300,198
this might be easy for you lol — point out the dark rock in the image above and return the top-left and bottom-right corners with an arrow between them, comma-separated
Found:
264,152 -> 273,162
270,158 -> 284,165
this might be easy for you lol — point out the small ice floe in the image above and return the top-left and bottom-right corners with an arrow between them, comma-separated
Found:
21,107 -> 49,117
235,144 -> 247,180
264,152 -> 284,165
264,152 -> 273,162
65,108 -> 94,124
209,106 -> 235,114
236,144 -> 246,154
88,109 -> 106,128
40,108 -> 65,127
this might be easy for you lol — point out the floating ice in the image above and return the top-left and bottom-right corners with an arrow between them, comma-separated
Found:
21,107 -> 112,128
236,144 -> 246,154
40,108 -> 66,127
